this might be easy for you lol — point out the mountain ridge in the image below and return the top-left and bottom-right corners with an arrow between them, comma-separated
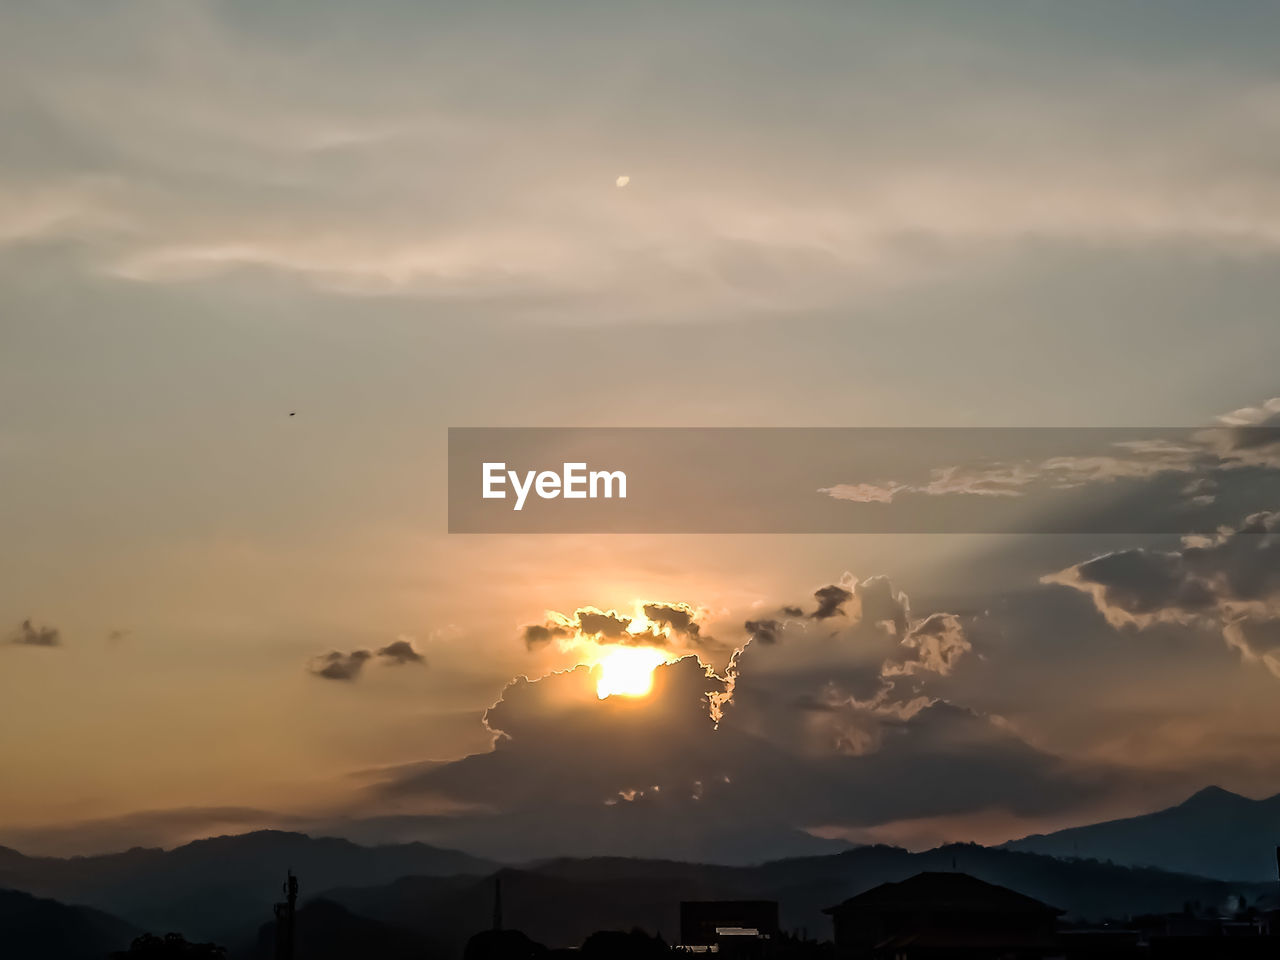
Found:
0,829 -> 499,942
1004,785 -> 1280,881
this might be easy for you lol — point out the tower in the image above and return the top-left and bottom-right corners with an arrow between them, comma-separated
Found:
273,870 -> 298,960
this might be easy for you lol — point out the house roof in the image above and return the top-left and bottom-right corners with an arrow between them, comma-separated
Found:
823,872 -> 1063,917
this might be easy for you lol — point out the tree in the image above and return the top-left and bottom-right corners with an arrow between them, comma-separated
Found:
580,929 -> 669,959
109,932 -> 226,959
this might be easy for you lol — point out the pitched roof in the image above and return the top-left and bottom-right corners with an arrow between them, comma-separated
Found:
824,872 -> 1063,917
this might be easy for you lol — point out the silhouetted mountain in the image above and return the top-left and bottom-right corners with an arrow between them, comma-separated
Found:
252,898 -> 424,960
325,866 -> 740,957
319,844 -> 1274,952
0,830 -> 496,942
337,805 -> 853,864
3,826 -> 1274,958
1004,786 -> 1280,880
0,887 -> 139,960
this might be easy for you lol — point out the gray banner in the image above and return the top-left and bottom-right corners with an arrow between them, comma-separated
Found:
448,426 -> 1280,533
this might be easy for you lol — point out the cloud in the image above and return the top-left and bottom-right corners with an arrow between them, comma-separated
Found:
1045,511 -> 1280,676
377,638 -> 426,666
385,656 -> 728,815
1211,398 -> 1280,465
10,4 -> 1280,323
402,578 -> 987,818
885,613 -> 972,678
309,649 -> 373,681
643,602 -> 709,645
520,602 -> 716,653
371,599 -> 1102,861
310,638 -> 429,678
820,401 -> 1280,511
574,607 -> 636,641
743,618 -> 783,645
810,584 -> 854,620
727,575 -> 973,759
852,576 -> 911,637
522,615 -> 577,650
10,618 -> 60,647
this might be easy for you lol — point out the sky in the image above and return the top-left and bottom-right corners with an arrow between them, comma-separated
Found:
2,0 -> 1280,860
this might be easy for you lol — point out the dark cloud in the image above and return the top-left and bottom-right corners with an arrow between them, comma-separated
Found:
1046,511 -> 1280,676
574,607 -> 636,641
727,574 -> 976,758
347,564 -> 1214,861
11,619 -> 60,647
743,619 -> 781,644
522,621 -> 574,650
377,639 -> 425,666
854,576 -> 911,636
810,584 -> 853,620
1068,550 -> 1217,616
643,602 -> 710,645
522,603 -> 716,652
310,640 -> 426,677
374,645 -> 1110,862
386,657 -> 728,814
309,649 -> 373,681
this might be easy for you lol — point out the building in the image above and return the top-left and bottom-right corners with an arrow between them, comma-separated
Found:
823,872 -> 1062,960
680,900 -> 780,957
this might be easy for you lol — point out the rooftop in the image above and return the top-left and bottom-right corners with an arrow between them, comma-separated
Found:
824,872 -> 1063,917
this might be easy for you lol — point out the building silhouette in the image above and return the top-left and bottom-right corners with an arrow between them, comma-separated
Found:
680,900 -> 779,957
824,872 -> 1061,959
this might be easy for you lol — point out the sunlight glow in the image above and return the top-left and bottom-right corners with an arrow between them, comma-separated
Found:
595,646 -> 669,699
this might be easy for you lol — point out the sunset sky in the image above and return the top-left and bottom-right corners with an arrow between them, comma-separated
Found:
2,1 -> 1280,861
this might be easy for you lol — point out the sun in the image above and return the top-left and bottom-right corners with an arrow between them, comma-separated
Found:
594,646 -> 669,699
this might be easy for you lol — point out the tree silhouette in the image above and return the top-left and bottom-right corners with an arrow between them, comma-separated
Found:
463,928 -> 547,960
580,928 -> 669,959
109,932 -> 226,959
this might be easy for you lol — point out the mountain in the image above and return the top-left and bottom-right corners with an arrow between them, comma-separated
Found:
0,830 -> 497,943
340,806 -> 853,865
251,898 -> 425,960
1004,786 -> 1280,881
0,887 -> 139,960
3,822 -> 1275,957
318,844 -> 1274,953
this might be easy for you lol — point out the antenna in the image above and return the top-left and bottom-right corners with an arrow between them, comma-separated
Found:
493,875 -> 503,931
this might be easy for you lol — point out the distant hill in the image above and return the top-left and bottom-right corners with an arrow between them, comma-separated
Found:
0,830 -> 496,943
251,898 -> 425,960
2,824 -> 1275,958
320,844 -> 1274,952
1004,786 -> 1280,881
0,887 -> 139,960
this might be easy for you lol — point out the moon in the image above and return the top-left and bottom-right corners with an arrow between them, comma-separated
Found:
615,175 -> 630,188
